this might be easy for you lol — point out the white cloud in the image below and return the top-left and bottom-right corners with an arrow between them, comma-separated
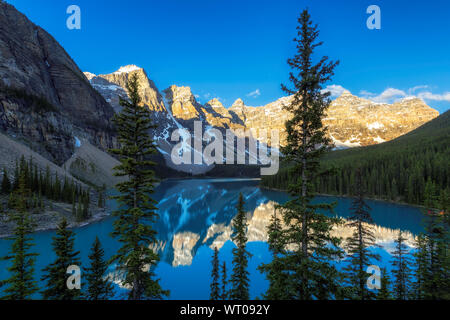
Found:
369,88 -> 407,103
246,89 -> 261,98
322,84 -> 347,97
358,86 -> 450,104
408,85 -> 429,95
417,91 -> 450,102
359,89 -> 374,96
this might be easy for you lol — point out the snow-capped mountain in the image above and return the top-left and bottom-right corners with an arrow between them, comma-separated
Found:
85,65 -> 439,174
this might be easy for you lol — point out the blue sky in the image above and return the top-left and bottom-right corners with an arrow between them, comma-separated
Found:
7,0 -> 450,113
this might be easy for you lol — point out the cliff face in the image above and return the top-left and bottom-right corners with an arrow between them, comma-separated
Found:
325,91 -> 440,147
227,91 -> 439,148
88,65 -> 166,113
0,2 -> 116,164
163,86 -> 244,130
86,62 -> 439,174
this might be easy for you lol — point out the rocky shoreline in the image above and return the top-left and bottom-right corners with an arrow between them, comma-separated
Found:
0,203 -> 111,239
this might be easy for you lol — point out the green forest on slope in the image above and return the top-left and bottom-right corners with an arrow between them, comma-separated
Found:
261,110 -> 450,209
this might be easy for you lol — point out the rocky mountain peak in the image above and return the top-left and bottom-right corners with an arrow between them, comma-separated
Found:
0,2 -> 116,164
86,65 -> 166,112
340,90 -> 353,97
231,98 -> 246,109
164,85 -> 202,120
113,65 -> 142,74
84,72 -> 97,81
206,98 -> 224,109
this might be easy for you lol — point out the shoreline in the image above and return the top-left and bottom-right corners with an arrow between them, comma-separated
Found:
0,206 -> 111,239
259,185 -> 427,210
0,178 -> 426,239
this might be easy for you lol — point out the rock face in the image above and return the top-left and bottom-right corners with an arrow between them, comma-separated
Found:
87,62 -> 439,174
228,91 -> 439,148
0,2 -> 116,165
88,65 -> 166,113
324,91 -> 439,147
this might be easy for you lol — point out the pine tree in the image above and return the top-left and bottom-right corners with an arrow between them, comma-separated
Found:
84,237 -> 114,300
72,198 -> 76,217
76,199 -> 83,222
412,233 -> 429,299
230,193 -> 251,300
12,160 -> 19,191
41,218 -> 81,300
82,195 -> 89,219
264,9 -> 342,300
343,169 -> 380,300
221,261 -> 228,300
98,191 -> 104,208
423,214 -> 449,299
109,73 -> 167,300
1,171 -> 38,299
376,267 -> 392,300
259,209 -> 293,299
1,168 -> 11,194
391,230 -> 412,300
210,247 -> 220,300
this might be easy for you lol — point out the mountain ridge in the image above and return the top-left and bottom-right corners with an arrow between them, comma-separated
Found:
86,64 -> 439,150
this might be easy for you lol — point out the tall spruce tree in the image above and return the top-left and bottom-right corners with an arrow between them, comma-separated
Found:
263,9 -> 342,300
423,214 -> 449,299
1,171 -> 38,300
412,233 -> 429,299
343,169 -> 379,300
1,168 -> 11,194
391,230 -> 412,300
230,193 -> 251,300
221,261 -> 228,300
259,209 -> 293,299
84,237 -> 114,300
210,247 -> 220,300
109,73 -> 167,300
41,218 -> 81,300
376,267 -> 392,300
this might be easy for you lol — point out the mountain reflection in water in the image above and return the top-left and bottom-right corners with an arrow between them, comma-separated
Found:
0,178 -> 425,299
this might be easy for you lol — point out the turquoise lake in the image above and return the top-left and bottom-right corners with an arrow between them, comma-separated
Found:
0,178 -> 426,299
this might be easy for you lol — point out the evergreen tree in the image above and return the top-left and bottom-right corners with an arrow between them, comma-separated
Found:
98,191 -> 104,208
221,261 -> 228,300
230,193 -> 251,300
76,200 -> 83,222
412,233 -> 429,299
72,198 -> 76,217
210,247 -> 220,300
84,237 -> 114,300
343,169 -> 379,300
1,168 -> 11,194
109,74 -> 167,300
1,171 -> 38,299
391,230 -> 412,300
82,195 -> 89,219
259,209 -> 292,299
263,9 -> 342,300
12,160 -> 19,191
376,267 -> 392,300
423,214 -> 449,299
41,218 -> 81,300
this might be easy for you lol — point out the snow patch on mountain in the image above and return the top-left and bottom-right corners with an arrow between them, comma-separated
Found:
114,65 -> 141,74
367,122 -> 384,130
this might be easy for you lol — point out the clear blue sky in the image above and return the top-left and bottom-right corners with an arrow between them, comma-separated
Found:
7,0 -> 450,113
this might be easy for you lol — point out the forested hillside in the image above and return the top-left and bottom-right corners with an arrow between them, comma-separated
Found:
261,110 -> 450,208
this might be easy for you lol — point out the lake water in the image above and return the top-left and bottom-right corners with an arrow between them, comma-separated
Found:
0,178 -> 426,299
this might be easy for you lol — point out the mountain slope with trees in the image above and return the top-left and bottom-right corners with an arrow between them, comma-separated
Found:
262,109 -> 450,208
